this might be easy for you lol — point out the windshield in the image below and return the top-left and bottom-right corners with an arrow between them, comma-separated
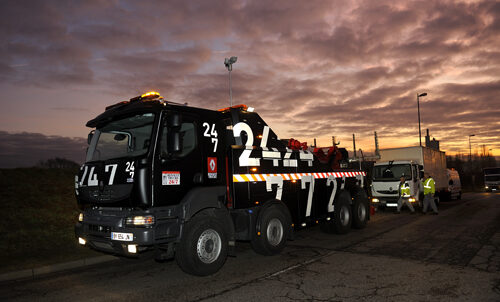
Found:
86,113 -> 156,162
484,168 -> 500,175
373,164 -> 412,181
485,175 -> 500,182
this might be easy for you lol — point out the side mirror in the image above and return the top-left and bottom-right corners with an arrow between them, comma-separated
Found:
167,131 -> 181,153
87,130 -> 95,145
167,114 -> 181,128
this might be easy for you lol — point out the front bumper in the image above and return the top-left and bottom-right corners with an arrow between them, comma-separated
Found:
75,208 -> 181,256
485,185 -> 499,191
371,197 -> 419,208
371,197 -> 398,208
75,222 -> 156,255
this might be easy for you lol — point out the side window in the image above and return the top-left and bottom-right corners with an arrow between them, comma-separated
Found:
178,123 -> 196,157
161,121 -> 197,158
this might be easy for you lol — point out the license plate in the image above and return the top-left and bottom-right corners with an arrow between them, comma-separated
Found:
386,203 -> 397,207
111,232 -> 133,241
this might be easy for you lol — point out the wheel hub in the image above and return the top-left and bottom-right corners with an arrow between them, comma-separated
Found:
267,218 -> 283,246
340,206 -> 350,226
197,229 -> 221,264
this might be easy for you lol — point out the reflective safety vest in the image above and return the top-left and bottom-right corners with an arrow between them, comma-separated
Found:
400,182 -> 411,197
423,177 -> 435,195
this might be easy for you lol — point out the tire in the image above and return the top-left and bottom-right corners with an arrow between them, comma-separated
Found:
175,213 -> 228,276
320,191 -> 352,234
251,205 -> 290,256
352,190 -> 369,229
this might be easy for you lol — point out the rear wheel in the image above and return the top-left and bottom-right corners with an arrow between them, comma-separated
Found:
352,190 -> 369,229
175,213 -> 228,276
320,191 -> 352,234
251,205 -> 290,255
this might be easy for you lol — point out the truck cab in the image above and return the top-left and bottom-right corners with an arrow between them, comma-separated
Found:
370,161 -> 422,209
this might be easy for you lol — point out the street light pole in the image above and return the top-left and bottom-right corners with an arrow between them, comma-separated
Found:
468,134 -> 475,162
417,92 -> 427,146
224,56 -> 237,107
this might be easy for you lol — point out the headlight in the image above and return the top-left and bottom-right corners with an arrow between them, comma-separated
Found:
409,197 -> 416,202
78,213 -> 84,222
372,198 -> 379,203
485,186 -> 489,189
126,215 -> 155,227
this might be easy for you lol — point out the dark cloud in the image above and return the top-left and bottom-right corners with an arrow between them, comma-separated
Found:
0,131 -> 86,168
1,0 -> 499,159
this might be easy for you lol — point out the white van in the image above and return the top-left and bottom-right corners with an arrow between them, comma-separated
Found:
446,169 -> 462,200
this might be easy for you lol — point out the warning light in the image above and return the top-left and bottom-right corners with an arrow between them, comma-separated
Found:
257,134 -> 263,139
250,167 -> 258,172
255,201 -> 260,205
257,231 -> 261,236
217,104 -> 248,112
141,91 -> 161,99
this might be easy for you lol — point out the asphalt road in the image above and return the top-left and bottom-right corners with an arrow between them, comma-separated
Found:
1,192 -> 499,301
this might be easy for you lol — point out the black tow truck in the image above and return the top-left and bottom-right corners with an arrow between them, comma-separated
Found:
75,91 -> 370,276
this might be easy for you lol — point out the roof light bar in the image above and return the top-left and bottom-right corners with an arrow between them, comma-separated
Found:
218,104 -> 248,112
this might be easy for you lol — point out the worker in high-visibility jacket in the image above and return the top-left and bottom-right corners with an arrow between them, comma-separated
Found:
422,172 -> 438,214
396,176 -> 415,214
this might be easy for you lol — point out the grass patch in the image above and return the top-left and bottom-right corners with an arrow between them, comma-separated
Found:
0,168 -> 101,274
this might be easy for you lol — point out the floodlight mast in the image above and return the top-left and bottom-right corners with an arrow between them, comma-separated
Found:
224,56 -> 237,106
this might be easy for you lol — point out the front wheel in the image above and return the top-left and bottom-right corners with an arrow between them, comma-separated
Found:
175,214 -> 228,276
251,205 -> 290,255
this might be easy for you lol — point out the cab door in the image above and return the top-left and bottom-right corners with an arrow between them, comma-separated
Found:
154,113 -> 203,206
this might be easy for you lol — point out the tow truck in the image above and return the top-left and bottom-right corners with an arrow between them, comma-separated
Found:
75,91 -> 370,276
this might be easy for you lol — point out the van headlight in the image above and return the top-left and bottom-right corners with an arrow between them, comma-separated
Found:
125,215 -> 155,227
78,213 -> 84,222
409,197 -> 416,203
372,198 -> 379,203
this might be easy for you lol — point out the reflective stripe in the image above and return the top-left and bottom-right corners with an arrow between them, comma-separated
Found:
232,171 -> 366,182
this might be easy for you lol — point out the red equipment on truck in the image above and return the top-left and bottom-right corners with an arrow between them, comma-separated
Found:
75,92 -> 370,276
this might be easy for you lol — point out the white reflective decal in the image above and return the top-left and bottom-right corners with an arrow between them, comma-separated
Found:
260,125 -> 270,148
355,174 -> 364,188
87,166 -> 98,186
203,122 -> 218,152
105,164 -> 118,185
80,166 -> 88,186
125,161 -> 135,178
266,175 -> 283,200
233,122 -> 260,166
301,175 -> 315,217
326,175 -> 338,213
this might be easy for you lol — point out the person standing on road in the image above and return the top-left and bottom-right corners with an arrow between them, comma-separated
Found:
395,176 -> 415,214
422,172 -> 438,215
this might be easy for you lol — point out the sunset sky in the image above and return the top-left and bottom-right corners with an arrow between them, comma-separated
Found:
1,0 -> 499,167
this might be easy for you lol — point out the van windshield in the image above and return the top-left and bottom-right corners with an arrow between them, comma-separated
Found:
373,164 -> 412,181
86,113 -> 156,162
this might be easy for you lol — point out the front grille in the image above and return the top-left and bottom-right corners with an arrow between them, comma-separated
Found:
376,190 -> 397,194
88,224 -> 112,233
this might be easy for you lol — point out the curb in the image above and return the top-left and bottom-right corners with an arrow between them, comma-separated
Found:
0,255 -> 118,283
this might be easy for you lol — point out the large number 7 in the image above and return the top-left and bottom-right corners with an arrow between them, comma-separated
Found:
266,175 -> 283,200
301,175 -> 315,217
